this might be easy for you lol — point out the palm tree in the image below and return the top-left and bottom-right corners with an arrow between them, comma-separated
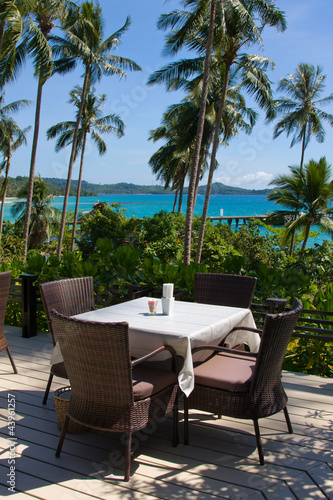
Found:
195,68 -> 258,262
11,174 -> 58,249
47,85 -> 124,251
21,0 -> 77,258
0,0 -> 32,59
0,90 -> 30,141
155,0 -> 286,266
148,92 -> 215,213
0,117 -> 30,235
157,0 -> 217,266
53,1 -> 141,258
269,63 -> 333,170
0,91 -> 31,234
268,63 -> 333,253
268,157 -> 333,254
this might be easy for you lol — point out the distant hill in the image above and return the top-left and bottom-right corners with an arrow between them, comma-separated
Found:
3,176 -> 272,197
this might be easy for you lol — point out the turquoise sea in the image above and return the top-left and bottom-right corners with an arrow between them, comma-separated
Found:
3,193 -> 279,220
3,193 -> 330,246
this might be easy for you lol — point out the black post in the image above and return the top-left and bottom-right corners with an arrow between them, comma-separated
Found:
21,274 -> 37,338
265,298 -> 289,314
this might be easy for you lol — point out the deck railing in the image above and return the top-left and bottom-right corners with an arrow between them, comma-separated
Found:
7,279 -> 333,343
252,299 -> 333,342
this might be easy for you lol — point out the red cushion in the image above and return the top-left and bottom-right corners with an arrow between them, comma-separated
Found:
194,352 -> 256,392
132,365 -> 177,400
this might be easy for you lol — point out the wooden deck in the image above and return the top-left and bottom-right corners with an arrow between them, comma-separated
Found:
0,326 -> 332,499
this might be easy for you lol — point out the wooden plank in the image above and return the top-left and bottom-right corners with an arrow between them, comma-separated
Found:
0,328 -> 332,500
0,439 -> 242,500
262,481 -> 297,499
286,471 -> 327,499
0,483 -> 37,499
307,464 -> 333,499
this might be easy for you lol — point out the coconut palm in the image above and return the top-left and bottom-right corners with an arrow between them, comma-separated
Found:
269,63 -> 333,170
47,85 -> 124,251
268,63 -> 333,254
0,91 -> 31,234
0,90 -> 30,142
0,117 -> 30,235
195,67 -> 258,262
0,0 -> 32,59
268,157 -> 333,254
21,0 -> 77,258
0,1 -> 35,91
11,174 -> 58,249
155,0 -> 286,265
149,92 -> 215,213
53,1 -> 141,258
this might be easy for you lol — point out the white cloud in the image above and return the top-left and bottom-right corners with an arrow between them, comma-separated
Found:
215,171 -> 274,190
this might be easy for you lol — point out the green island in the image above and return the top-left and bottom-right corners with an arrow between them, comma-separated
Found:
3,176 -> 271,197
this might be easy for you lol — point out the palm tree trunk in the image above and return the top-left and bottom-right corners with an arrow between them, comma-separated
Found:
195,64 -> 231,264
71,131 -> 87,251
300,221 -> 312,255
23,77 -> 43,257
0,19 -> 5,55
290,129 -> 307,255
300,128 -> 307,170
178,170 -> 186,213
183,0 -> 216,266
57,69 -> 90,259
0,155 -> 10,237
172,190 -> 178,213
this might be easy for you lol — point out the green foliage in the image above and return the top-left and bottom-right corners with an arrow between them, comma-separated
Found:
229,221 -> 280,270
77,202 -> 136,257
142,211 -> 185,263
255,263 -> 315,301
193,218 -> 236,271
2,210 -> 333,377
140,256 -> 207,297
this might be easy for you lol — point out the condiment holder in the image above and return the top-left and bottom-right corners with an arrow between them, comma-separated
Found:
161,283 -> 174,316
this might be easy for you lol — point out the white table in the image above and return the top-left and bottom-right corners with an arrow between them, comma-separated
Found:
52,297 -> 259,396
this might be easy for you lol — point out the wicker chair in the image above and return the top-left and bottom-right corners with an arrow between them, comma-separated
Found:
0,271 -> 17,373
39,277 -> 95,404
50,310 -> 179,481
194,272 -> 257,309
184,299 -> 303,465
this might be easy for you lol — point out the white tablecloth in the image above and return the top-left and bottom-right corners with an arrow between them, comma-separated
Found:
51,297 -> 259,396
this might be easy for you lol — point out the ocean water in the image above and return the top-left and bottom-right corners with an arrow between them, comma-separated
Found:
3,193 -> 330,246
3,193 -> 278,220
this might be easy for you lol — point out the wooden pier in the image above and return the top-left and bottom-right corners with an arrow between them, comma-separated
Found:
208,214 -> 270,227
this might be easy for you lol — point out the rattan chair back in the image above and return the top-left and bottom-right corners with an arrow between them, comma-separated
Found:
50,311 -> 133,428
194,272 -> 257,309
185,298 -> 303,465
40,276 -> 95,347
0,270 -> 17,373
40,277 -> 95,404
50,310 -> 179,480
0,270 -> 11,352
250,298 -> 303,409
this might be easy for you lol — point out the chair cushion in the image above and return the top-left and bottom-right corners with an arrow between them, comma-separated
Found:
194,352 -> 256,392
132,365 -> 177,400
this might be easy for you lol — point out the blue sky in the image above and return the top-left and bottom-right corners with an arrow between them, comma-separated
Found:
3,0 -> 333,189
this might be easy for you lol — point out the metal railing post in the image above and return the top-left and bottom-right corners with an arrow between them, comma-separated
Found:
265,298 -> 289,314
21,274 -> 37,338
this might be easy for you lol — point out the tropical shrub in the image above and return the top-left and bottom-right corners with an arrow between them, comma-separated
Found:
77,202 -> 140,257
141,211 -> 185,263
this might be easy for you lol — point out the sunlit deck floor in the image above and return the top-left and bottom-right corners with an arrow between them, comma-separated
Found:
0,325 -> 332,500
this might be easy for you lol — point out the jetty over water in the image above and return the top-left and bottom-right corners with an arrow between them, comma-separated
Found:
208,214 -> 271,226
